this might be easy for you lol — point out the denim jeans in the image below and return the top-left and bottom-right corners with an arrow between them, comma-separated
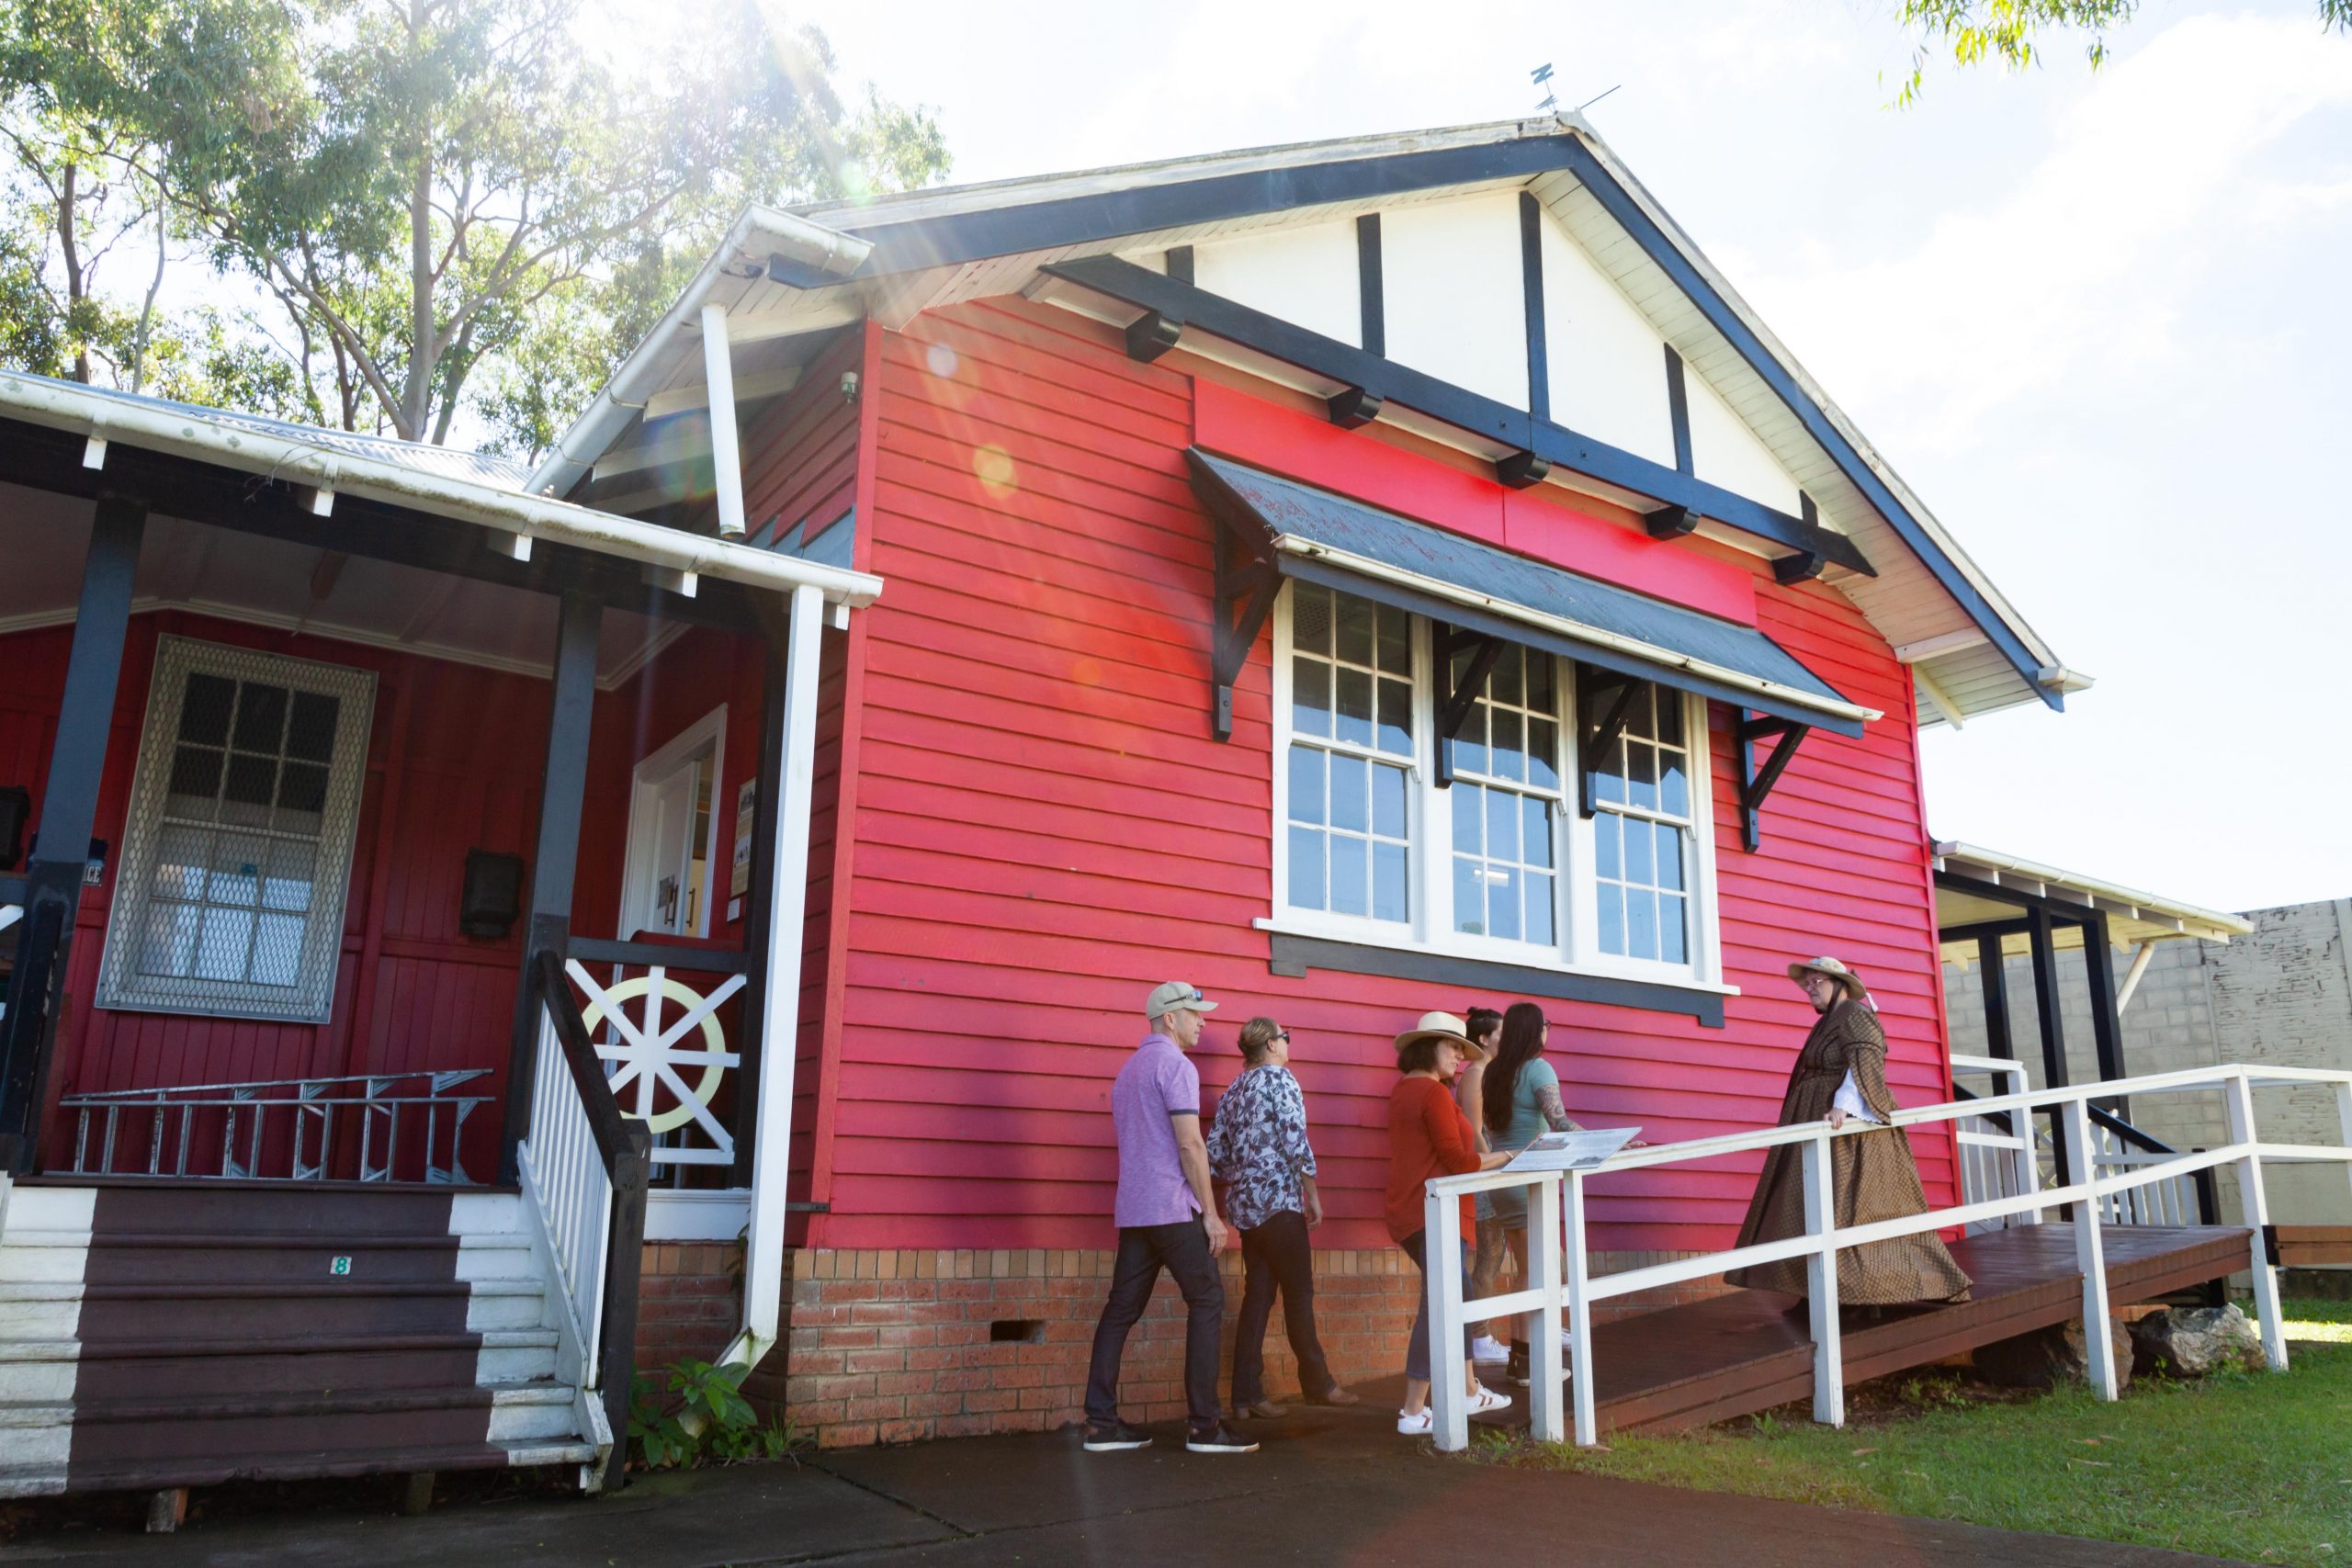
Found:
1399,1228 -> 1472,1384
1230,1209 -> 1338,1405
1085,1217 -> 1225,1435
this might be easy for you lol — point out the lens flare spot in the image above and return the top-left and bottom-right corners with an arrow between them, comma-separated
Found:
925,344 -> 959,378
974,444 -> 1018,497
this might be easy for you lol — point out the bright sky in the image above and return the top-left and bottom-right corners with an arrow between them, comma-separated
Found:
771,0 -> 2352,915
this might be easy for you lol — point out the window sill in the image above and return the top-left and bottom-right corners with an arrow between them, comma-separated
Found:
1253,918 -> 1736,1027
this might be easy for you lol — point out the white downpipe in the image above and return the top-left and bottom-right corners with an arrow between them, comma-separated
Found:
700,304 -> 748,540
718,582 -> 826,1375
1418,1060 -> 2350,1452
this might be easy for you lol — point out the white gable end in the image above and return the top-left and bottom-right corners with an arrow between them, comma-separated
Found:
1537,209 -> 1675,470
1192,220 -> 1363,348
1380,191 -> 1528,410
1684,367 -> 1805,518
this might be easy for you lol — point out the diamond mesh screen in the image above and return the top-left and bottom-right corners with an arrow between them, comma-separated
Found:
99,637 -> 376,1022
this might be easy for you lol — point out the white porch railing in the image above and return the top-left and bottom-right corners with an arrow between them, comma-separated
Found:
1950,1054 -> 2041,1232
1423,1062 -> 2352,1452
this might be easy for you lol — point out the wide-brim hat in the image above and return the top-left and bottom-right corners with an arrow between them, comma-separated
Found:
1395,1010 -> 1474,1055
1787,955 -> 1867,1001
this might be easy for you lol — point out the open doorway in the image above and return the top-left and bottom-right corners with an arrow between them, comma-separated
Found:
618,706 -> 727,940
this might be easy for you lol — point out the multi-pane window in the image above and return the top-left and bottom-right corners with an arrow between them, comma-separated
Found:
1448,643 -> 1562,946
1585,679 -> 1693,964
1285,583 -> 1413,924
102,638 -> 375,1022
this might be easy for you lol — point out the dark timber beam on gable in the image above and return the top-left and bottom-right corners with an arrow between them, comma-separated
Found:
1042,254 -> 1871,577
1356,215 -> 1385,357
1125,311 -> 1184,363
772,134 -> 1595,288
1555,138 -> 2055,707
1327,386 -> 1385,429
1736,712 -> 1810,852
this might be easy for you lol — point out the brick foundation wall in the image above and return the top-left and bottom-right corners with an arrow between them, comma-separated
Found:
635,1241 -> 744,1373
745,1244 -> 1730,1450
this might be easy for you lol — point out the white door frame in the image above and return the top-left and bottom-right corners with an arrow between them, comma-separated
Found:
616,704 -> 728,939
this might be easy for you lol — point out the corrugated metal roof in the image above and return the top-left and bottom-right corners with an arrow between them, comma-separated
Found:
1189,450 -> 1872,736
59,376 -> 535,491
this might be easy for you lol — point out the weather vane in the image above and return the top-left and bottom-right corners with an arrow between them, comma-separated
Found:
1531,62 -> 1558,114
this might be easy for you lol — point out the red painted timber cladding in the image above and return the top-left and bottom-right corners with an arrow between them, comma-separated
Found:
808,295 -> 1956,1257
2,612 -> 550,1178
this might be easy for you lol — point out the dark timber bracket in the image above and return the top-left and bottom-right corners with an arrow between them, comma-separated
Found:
1125,310 -> 1183,362
1774,494 -> 1827,584
1326,386 -> 1385,429
1644,504 -> 1697,540
1578,670 -> 1639,818
1496,449 -> 1550,489
1736,712 -> 1809,852
1210,515 -> 1279,741
1432,625 -> 1505,787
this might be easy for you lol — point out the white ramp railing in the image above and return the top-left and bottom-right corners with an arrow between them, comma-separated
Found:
1423,1063 -> 2352,1452
1950,1054 -> 2041,1232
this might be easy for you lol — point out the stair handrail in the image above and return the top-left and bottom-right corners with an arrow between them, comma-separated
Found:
1419,1060 -> 2352,1453
520,946 -> 650,1493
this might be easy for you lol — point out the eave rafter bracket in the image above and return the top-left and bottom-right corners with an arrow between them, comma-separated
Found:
1736,712 -> 1810,852
1432,625 -> 1505,788
1210,513 -> 1279,741
1577,670 -> 1639,818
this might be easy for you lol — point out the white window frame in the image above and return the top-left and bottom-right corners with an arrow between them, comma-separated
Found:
617,704 -> 729,941
1264,585 -> 1729,997
98,636 -> 378,1023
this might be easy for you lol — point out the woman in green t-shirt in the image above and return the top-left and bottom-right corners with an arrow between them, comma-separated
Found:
1479,1001 -> 1584,1387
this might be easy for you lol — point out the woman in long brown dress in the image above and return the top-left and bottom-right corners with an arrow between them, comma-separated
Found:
1725,956 -> 1971,1304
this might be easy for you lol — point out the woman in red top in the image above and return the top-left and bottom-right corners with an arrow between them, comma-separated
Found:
1387,1010 -> 1515,1437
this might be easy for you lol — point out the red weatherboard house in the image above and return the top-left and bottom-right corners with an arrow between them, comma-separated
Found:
0,116 -> 2087,1487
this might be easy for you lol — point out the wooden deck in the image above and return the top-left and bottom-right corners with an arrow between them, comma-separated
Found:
1555,1224 -> 2251,1438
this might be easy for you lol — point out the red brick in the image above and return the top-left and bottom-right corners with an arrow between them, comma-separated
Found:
845,1394 -> 906,1422
845,1348 -> 906,1374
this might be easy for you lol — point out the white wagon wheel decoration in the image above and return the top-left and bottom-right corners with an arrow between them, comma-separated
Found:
565,958 -> 746,1141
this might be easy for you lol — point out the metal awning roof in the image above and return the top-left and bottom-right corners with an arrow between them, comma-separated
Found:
1933,840 -> 2252,963
1187,449 -> 1876,737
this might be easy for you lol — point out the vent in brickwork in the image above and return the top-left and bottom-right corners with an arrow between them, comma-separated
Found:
989,1318 -> 1045,1344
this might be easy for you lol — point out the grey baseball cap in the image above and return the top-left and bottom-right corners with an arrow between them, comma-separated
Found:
1145,981 -> 1219,1021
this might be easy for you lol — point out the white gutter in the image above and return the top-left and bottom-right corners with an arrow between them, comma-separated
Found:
0,370 -> 883,608
526,206 -> 871,502
1272,535 -> 1883,728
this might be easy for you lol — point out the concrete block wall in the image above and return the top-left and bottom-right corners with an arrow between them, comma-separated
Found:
1941,897 -> 2352,1228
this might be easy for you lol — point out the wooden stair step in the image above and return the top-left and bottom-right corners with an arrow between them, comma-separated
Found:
0,1438 -> 597,1501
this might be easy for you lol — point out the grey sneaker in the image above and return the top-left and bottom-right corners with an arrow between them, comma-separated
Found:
1185,1423 -> 1260,1454
1082,1420 -> 1153,1451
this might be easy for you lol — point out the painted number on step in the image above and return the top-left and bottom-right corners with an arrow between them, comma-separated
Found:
331,1256 -> 352,1276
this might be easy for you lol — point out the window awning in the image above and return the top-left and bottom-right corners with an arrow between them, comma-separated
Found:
1188,450 -> 1877,739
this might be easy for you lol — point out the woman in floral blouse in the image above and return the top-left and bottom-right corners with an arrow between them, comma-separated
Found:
1207,1017 -> 1359,1417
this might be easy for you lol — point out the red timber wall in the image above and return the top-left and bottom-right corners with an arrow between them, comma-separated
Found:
759,295 -> 1960,1445
2,611 -> 550,1179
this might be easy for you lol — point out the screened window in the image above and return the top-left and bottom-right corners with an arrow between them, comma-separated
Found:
1285,583 -> 1413,924
100,637 -> 376,1022
1585,679 -> 1694,965
1448,643 -> 1562,946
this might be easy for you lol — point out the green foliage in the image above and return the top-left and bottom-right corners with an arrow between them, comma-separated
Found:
0,0 -> 949,449
628,1358 -> 804,1471
1500,1302 -> 2352,1563
1892,0 -> 2352,105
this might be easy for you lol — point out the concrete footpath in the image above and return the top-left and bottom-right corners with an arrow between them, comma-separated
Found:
0,1404 -> 2241,1567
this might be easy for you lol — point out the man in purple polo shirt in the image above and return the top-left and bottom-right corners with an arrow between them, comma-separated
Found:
1082,982 -> 1258,1456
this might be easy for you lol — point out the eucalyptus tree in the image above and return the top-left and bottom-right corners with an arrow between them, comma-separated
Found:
1894,0 -> 2352,103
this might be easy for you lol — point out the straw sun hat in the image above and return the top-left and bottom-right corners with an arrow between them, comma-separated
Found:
1393,1010 -> 1476,1055
1786,955 -> 1868,1001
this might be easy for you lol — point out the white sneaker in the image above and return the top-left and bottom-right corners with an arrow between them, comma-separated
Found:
1470,1335 -> 1509,1362
1466,1384 -> 1513,1416
1396,1406 -> 1433,1436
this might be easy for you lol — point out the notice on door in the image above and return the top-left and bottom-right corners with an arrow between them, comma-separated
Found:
730,777 -> 757,898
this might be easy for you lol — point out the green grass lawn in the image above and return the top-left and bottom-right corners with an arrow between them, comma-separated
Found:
1487,1299 -> 2352,1565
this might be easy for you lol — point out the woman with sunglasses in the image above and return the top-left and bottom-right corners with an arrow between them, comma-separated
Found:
1206,1016 -> 1359,1417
